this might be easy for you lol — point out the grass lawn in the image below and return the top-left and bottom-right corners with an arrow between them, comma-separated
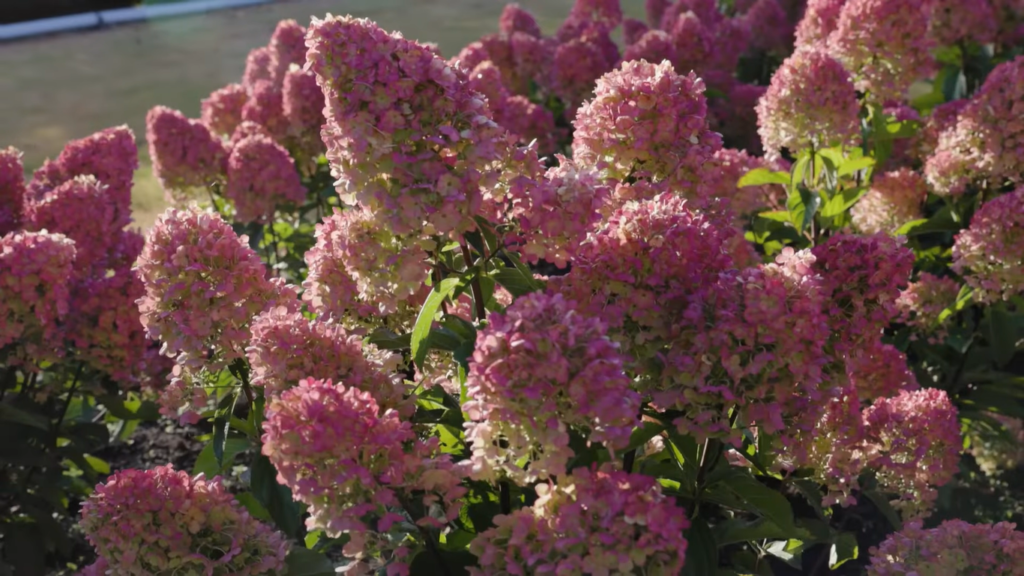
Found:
1,0 -> 643,229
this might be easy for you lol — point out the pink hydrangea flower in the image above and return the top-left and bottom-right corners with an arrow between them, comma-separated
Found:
135,206 -> 298,370
699,148 -> 786,217
281,68 -> 327,165
79,465 -> 289,575
301,207 -> 430,320
573,59 -> 721,188
25,176 -> 121,271
499,3 -> 541,37
246,307 -> 406,409
0,231 -> 76,366
756,48 -> 860,160
929,0 -> 998,46
924,57 -> 1024,196
0,147 -> 26,236
241,80 -> 288,141
851,168 -> 927,235
622,17 -> 651,46
262,378 -> 465,572
230,120 -> 273,147
469,467 -> 689,575
307,15 -> 508,236
646,0 -> 671,27
463,292 -> 640,483
201,83 -> 249,138
622,29 -> 676,64
146,106 -> 228,204
710,82 -> 767,154
912,99 -> 966,162
567,0 -> 624,30
667,11 -> 713,76
952,186 -> 1024,302
27,126 -> 137,228
549,30 -> 619,119
868,520 -> 1024,575
224,134 -> 306,224
845,339 -> 919,401
508,156 -> 609,268
811,233 -> 914,351
896,272 -> 961,340
861,388 -> 962,518
660,0 -> 723,29
742,0 -> 794,53
268,19 -> 307,81
242,46 -> 275,90
495,95 -> 558,154
827,0 -> 935,102
793,0 -> 845,49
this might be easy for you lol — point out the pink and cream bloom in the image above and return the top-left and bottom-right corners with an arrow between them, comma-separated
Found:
301,207 -> 430,320
463,292 -> 640,483
827,0 -> 935,102
895,272 -> 961,339
224,134 -> 306,224
469,467 -> 689,575
952,186 -> 1024,302
27,126 -> 137,228
794,0 -> 845,49
867,520 -> 1024,575
929,0 -> 998,46
243,46 -> 275,90
135,206 -> 298,370
851,169 -> 927,235
262,378 -> 465,572
25,176 -> 122,271
0,147 -> 26,236
246,307 -> 407,412
306,15 -> 508,236
145,106 -> 228,204
844,339 -> 919,401
573,59 -> 721,188
241,80 -> 288,142
861,388 -> 962,518
499,3 -> 541,37
621,29 -> 676,65
201,83 -> 249,138
925,57 -> 1024,196
0,231 -> 76,366
742,0 -> 794,54
79,465 -> 289,575
756,48 -> 860,160
268,19 -> 307,81
281,68 -> 327,165
667,11 -> 713,76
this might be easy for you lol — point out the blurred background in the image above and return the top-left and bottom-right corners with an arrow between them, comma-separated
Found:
0,0 -> 643,228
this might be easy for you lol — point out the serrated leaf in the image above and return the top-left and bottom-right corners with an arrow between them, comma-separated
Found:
492,267 -> 540,298
411,277 -> 462,367
787,185 -> 821,234
193,437 -> 250,478
820,186 -> 868,218
708,469 -> 798,533
739,168 -> 790,188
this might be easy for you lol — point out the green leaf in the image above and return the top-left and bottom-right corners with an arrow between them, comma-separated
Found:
251,455 -> 302,538
83,454 -> 110,475
829,532 -> 859,569
894,218 -> 929,235
756,210 -> 792,223
366,328 -> 411,351
714,518 -> 792,546
820,186 -> 867,218
707,469 -> 798,533
0,403 -> 49,430
987,306 -> 1019,367
284,547 -> 335,576
683,519 -> 718,576
409,549 -> 475,576
792,479 -> 827,520
739,168 -> 790,188
786,185 -> 821,234
193,437 -> 250,478
765,539 -> 805,569
865,489 -> 902,530
881,120 -> 920,140
411,277 -> 462,367
97,394 -> 161,421
304,530 -> 323,550
235,492 -> 273,523
625,421 -> 667,452
837,156 -> 875,178
492,267 -> 540,298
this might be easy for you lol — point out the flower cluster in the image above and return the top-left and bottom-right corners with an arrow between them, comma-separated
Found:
929,0 -> 998,45
262,378 -> 465,572
861,388 -> 962,518
281,68 -> 327,164
867,520 -> 1024,575
224,134 -> 306,223
302,207 -> 430,319
851,169 -> 928,235
845,339 -> 919,401
146,106 -> 228,204
201,83 -> 249,138
0,148 -> 24,236
24,176 -> 122,270
756,49 -> 860,160
827,0 -> 935,102
811,233 -> 915,351
0,231 -> 77,365
924,57 -> 1024,196
469,467 -> 689,575
794,0 -> 844,48
463,292 -> 640,483
572,59 -> 721,189
246,307 -> 406,411
953,187 -> 1024,302
79,465 -> 289,575
895,272 -> 961,339
135,206 -> 297,369
307,15 -> 508,236
699,147 -> 786,217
